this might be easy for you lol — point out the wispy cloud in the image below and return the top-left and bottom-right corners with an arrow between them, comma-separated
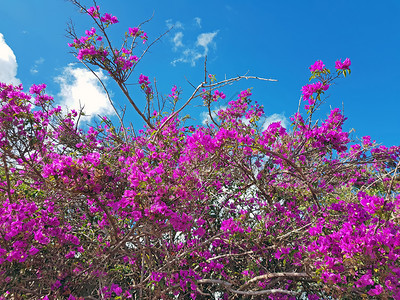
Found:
262,113 -> 290,130
172,32 -> 184,50
171,30 -> 218,67
167,17 -> 219,67
200,105 -> 226,125
54,64 -> 114,121
194,17 -> 202,28
166,19 -> 183,30
196,31 -> 218,53
172,48 -> 203,67
30,57 -> 45,75
0,33 -> 21,85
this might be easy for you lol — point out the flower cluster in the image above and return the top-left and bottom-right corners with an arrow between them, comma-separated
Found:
301,81 -> 329,106
67,5 -> 148,80
301,59 -> 352,110
309,60 -> 325,72
100,12 -> 118,24
128,27 -> 148,43
128,27 -> 139,37
335,58 -> 351,70
87,5 -> 100,18
114,48 -> 138,70
169,85 -> 178,101
212,89 -> 226,101
139,74 -> 152,95
302,81 -> 329,101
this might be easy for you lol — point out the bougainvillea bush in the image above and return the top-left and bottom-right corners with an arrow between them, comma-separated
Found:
1,1 -> 400,299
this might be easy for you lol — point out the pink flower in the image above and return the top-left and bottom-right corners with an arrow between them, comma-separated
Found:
193,227 -> 205,236
34,230 -> 50,244
342,58 -> 351,69
87,6 -> 100,18
77,45 -> 99,60
139,74 -> 150,85
129,27 -> 139,37
85,27 -> 96,37
65,251 -> 76,259
309,60 -> 325,72
141,32 -> 148,43
79,36 -> 89,44
101,13 -> 119,24
29,83 -> 46,95
29,247 -> 40,256
358,191 -> 384,214
335,58 -> 351,70
220,218 -> 243,233
111,284 -> 123,296
368,285 -> 383,296
355,273 -> 374,288
213,90 -> 226,101
52,280 -> 62,290
169,85 -> 178,100
301,82 -> 329,101
121,47 -> 131,54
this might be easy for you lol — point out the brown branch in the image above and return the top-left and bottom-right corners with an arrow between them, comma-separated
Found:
198,279 -> 299,296
238,272 -> 311,290
116,81 -> 154,129
260,147 -> 322,209
206,250 -> 255,262
91,195 -> 119,242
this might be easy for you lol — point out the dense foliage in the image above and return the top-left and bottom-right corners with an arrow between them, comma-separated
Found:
1,1 -> 399,299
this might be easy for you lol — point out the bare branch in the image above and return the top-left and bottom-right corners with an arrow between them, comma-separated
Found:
198,279 -> 300,296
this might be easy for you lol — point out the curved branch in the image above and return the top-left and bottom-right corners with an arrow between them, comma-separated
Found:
198,279 -> 299,296
238,272 -> 311,291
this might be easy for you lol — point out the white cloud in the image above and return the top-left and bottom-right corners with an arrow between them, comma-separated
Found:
201,105 -> 226,125
262,113 -> 289,130
166,19 -> 183,29
172,32 -> 184,50
172,31 -> 218,67
194,17 -> 202,28
172,48 -> 203,67
30,57 -> 45,75
167,17 -> 218,67
54,64 -> 114,121
196,31 -> 218,53
0,33 -> 21,85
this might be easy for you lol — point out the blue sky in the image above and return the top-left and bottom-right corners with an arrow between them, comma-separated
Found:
0,0 -> 399,146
